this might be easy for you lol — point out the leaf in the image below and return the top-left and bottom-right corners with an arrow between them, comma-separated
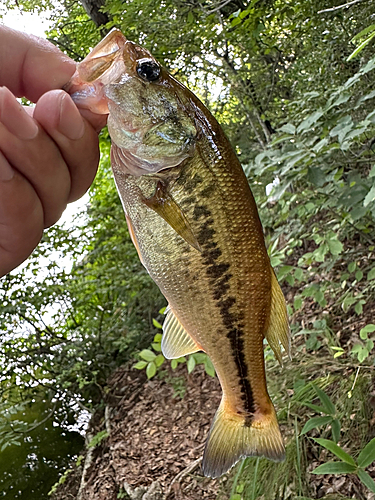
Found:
279,123 -> 296,134
368,268 -> 375,281
301,402 -> 327,414
152,318 -> 163,329
192,352 -> 207,364
333,350 -> 345,358
204,357 -> 216,377
313,439 -> 356,465
355,270 -> 363,282
307,166 -> 326,187
358,438 -> 375,468
360,58 -> 375,74
294,297 -> 303,311
311,461 -> 357,475
331,419 -> 341,443
327,238 -> 343,256
133,360 -> 148,370
146,361 -> 157,379
351,343 -> 369,363
357,469 -> 375,493
328,92 -> 351,108
154,354 -> 165,368
139,349 -> 156,362
347,31 -> 375,61
154,333 -> 163,342
364,185 -> 375,207
312,384 -> 336,415
297,110 -> 324,133
348,262 -> 356,273
187,355 -> 196,373
300,416 -> 333,435
351,24 -> 375,42
171,359 -> 178,369
360,325 -> 375,340
355,300 -> 365,315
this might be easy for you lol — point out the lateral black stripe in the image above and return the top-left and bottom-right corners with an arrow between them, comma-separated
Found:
194,200 -> 255,416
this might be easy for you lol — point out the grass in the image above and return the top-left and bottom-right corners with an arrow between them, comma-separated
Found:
221,346 -> 374,500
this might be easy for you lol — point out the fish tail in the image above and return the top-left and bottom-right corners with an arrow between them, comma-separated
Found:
202,399 -> 285,478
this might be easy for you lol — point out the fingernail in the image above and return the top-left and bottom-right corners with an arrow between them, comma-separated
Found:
0,151 -> 14,181
0,87 -> 39,140
58,93 -> 85,140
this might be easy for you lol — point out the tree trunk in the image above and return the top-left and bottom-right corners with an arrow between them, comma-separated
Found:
79,0 -> 110,28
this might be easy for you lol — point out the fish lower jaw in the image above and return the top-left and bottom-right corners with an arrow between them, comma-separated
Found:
67,78 -> 109,114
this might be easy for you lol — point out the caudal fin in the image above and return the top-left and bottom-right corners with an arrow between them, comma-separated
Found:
202,399 -> 285,478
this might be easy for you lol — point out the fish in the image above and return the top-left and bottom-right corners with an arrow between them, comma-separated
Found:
66,28 -> 290,478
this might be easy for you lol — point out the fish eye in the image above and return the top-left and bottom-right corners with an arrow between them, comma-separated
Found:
136,58 -> 161,82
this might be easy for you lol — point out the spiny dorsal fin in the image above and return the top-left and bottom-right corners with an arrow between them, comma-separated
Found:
144,181 -> 201,252
161,306 -> 202,359
264,269 -> 291,365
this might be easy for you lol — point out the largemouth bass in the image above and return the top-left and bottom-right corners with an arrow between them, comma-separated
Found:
67,29 -> 290,478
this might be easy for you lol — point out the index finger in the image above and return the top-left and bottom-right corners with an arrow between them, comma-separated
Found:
0,26 -> 75,102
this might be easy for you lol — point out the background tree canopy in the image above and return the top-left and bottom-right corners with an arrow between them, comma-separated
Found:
1,0 -> 375,498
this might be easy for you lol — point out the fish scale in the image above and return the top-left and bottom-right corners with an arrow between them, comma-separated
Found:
67,28 -> 290,478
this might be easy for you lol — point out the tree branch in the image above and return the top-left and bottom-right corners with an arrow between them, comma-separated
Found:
318,0 -> 367,14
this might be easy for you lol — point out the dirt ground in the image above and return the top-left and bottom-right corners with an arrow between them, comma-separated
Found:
51,364 -> 228,500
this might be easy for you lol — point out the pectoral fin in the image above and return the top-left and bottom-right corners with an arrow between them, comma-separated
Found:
162,305 -> 202,359
144,181 -> 201,252
264,269 -> 291,365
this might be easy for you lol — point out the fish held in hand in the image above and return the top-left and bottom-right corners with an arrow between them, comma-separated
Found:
67,29 -> 290,478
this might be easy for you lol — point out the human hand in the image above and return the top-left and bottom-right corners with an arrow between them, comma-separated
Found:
0,26 -> 107,277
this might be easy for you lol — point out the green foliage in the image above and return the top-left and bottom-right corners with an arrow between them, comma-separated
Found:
48,469 -> 73,496
300,384 -> 341,443
351,324 -> 375,362
88,430 -> 109,448
312,437 -> 375,493
117,489 -> 129,499
2,0 -> 375,498
134,311 -> 215,379
348,24 -> 375,61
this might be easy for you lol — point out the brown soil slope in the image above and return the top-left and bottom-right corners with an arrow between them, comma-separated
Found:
52,364 -> 226,500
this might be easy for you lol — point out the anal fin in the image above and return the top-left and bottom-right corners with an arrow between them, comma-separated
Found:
162,305 -> 202,359
264,269 -> 291,365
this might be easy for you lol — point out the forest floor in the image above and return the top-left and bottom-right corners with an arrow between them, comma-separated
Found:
52,364 -> 227,500
51,356 -> 375,500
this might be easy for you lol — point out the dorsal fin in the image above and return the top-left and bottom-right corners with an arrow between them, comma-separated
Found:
264,269 -> 291,365
161,306 -> 202,359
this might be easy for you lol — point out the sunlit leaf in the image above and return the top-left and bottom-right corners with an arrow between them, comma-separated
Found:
139,349 -> 156,362
146,361 -> 157,379
152,318 -> 163,329
133,360 -> 148,370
